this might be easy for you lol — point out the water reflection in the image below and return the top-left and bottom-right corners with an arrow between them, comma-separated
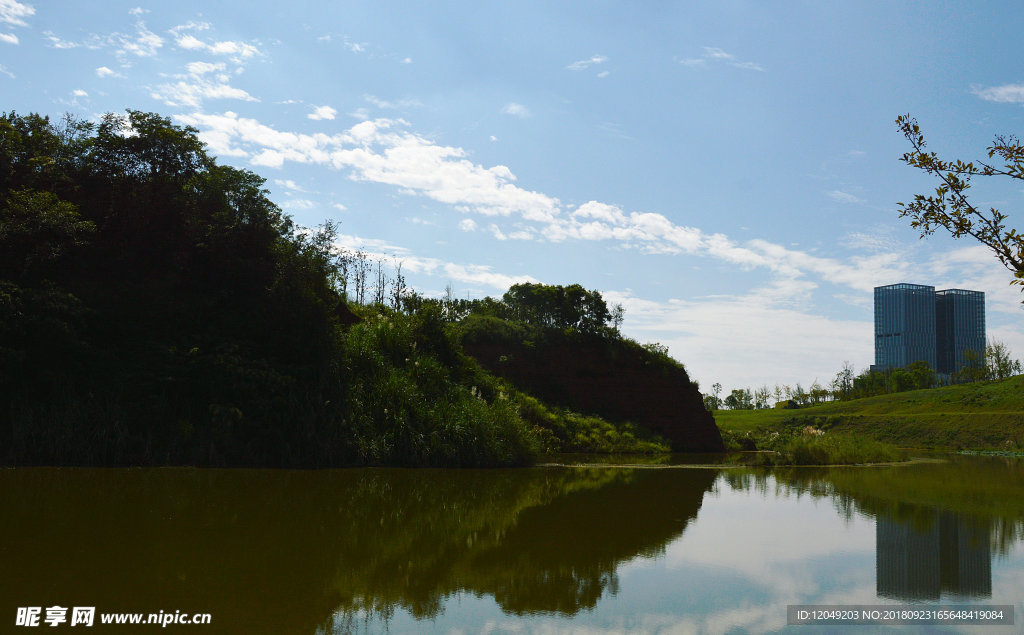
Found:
764,456 -> 1024,604
0,466 -> 717,633
3,458 -> 1023,632
876,511 -> 991,600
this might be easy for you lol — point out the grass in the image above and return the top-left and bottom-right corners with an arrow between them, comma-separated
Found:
714,375 -> 1024,451
722,426 -> 905,465
516,393 -> 671,455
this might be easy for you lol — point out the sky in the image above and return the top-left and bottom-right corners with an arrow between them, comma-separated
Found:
4,0 -> 1024,392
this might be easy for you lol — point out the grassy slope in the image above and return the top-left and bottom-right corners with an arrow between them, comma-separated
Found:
714,375 -> 1024,450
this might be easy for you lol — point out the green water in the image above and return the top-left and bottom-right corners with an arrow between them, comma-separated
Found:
2,456 -> 1023,633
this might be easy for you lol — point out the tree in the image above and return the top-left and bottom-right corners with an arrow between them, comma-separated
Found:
896,115 -> 1024,297
724,388 -> 753,410
702,393 -> 721,412
0,189 -> 94,280
500,282 -> 613,334
832,361 -> 854,401
986,339 -> 1023,380
754,385 -> 772,409
808,380 -> 828,405
610,303 -> 625,331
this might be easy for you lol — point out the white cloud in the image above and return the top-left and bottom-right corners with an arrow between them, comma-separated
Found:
169,21 -> 210,37
842,231 -> 899,252
176,35 -> 203,49
0,32 -> 17,44
730,60 -> 765,72
0,63 -> 13,78
72,89 -> 87,97
597,71 -> 609,78
332,203 -> 347,212
185,61 -> 224,76
566,54 -> 607,71
128,7 -> 148,16
501,102 -> 530,118
178,112 -> 993,317
308,105 -> 337,120
0,0 -> 33,27
404,256 -> 536,291
330,232 -> 536,291
826,189 -> 865,204
274,179 -> 306,192
703,47 -> 735,61
400,57 -> 412,64
681,46 -> 765,72
606,289 -> 873,388
972,83 -> 1024,104
44,19 -> 163,59
151,80 -> 256,108
95,66 -> 118,78
43,31 -> 80,49
281,199 -> 315,210
172,28 -> 260,62
150,62 -> 257,108
116,20 -> 163,58
459,218 -> 477,231
364,94 -> 421,110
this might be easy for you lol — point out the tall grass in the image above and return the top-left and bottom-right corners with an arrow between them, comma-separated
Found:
515,393 -> 670,455
334,309 -> 538,467
743,431 -> 905,466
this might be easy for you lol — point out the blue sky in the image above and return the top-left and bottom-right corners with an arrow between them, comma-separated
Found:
5,0 -> 1024,392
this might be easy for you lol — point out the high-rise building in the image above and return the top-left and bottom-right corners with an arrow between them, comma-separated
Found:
873,283 -> 985,375
936,289 -> 986,375
874,283 -> 937,371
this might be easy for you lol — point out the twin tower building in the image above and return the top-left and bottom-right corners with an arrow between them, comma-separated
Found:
873,283 -> 986,376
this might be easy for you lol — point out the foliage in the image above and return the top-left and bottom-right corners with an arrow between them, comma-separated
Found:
724,388 -> 753,410
515,393 -> 670,455
0,110 -> 540,467
454,297 -> 719,452
333,307 -> 537,467
758,433 -> 904,466
501,282 -> 613,334
896,115 -> 1024,297
985,339 -> 1024,380
723,426 -> 904,465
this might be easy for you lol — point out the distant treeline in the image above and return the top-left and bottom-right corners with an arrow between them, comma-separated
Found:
705,341 -> 1024,411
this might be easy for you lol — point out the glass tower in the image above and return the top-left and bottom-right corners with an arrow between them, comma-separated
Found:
873,283 -> 986,375
935,289 -> 986,375
874,283 -> 937,370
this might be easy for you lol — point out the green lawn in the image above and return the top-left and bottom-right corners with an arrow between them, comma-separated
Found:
713,375 -> 1024,450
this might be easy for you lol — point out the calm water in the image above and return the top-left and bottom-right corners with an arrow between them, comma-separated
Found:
2,456 -> 1023,633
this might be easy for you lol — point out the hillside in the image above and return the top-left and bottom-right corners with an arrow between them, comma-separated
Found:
714,375 -> 1024,450
1,110 -> 720,467
458,314 -> 724,452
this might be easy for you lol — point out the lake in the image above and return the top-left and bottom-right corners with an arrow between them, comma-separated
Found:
2,455 -> 1022,633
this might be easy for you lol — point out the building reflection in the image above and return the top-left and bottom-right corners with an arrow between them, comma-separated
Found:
876,510 -> 991,600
